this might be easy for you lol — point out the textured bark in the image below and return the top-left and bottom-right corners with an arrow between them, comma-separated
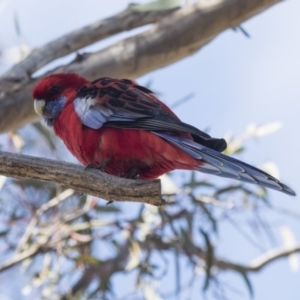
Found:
4,7 -> 179,80
0,0 -> 282,133
0,151 -> 162,205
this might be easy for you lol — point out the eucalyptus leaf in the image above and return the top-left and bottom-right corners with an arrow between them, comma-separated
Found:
200,229 -> 214,292
132,0 -> 182,12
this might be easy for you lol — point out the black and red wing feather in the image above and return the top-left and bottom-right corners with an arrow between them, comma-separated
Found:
74,77 -> 227,152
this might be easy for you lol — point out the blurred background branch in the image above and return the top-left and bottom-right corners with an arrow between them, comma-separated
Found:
0,0 -> 281,133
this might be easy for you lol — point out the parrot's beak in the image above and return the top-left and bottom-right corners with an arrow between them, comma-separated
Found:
33,99 -> 46,117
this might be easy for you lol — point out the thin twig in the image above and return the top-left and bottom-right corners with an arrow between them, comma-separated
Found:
0,243 -> 42,272
213,244 -> 300,272
16,189 -> 75,253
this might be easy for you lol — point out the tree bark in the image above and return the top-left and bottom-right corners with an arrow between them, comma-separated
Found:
0,151 -> 162,205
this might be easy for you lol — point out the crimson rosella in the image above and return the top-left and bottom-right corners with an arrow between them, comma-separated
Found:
32,73 -> 295,196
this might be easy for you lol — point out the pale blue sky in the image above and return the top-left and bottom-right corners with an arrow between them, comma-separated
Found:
0,0 -> 299,299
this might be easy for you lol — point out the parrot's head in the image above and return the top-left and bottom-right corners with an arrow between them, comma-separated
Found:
33,73 -> 88,125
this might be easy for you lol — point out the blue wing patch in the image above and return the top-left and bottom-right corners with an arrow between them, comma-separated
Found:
73,96 -> 146,129
153,131 -> 296,196
74,97 -> 114,129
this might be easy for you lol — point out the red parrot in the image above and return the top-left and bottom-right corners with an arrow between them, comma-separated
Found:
32,73 -> 295,196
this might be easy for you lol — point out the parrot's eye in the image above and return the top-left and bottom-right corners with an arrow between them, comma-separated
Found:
49,85 -> 62,96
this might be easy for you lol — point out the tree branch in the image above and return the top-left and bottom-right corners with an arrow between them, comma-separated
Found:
0,0 -> 282,133
149,235 -> 300,273
213,244 -> 300,272
4,6 -> 179,81
0,243 -> 41,272
16,189 -> 76,253
0,151 -> 162,205
63,0 -> 282,79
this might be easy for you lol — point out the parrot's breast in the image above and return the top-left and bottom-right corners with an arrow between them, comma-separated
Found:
53,104 -> 198,179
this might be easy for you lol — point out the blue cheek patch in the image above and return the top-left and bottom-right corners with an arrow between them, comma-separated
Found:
45,96 -> 67,118
43,96 -> 67,127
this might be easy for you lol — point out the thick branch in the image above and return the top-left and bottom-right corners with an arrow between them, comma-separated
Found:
0,151 -> 162,205
63,0 -> 282,79
0,0 -> 282,133
4,7 -> 179,80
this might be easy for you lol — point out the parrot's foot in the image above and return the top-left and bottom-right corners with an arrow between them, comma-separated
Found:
84,164 -> 93,171
84,161 -> 109,172
98,160 -> 109,172
121,166 -> 140,179
127,165 -> 140,179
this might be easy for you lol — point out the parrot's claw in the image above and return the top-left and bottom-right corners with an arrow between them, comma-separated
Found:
124,166 -> 140,179
85,161 -> 109,172
84,164 -> 93,171
98,160 -> 109,172
119,166 -> 140,179
106,200 -> 113,205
